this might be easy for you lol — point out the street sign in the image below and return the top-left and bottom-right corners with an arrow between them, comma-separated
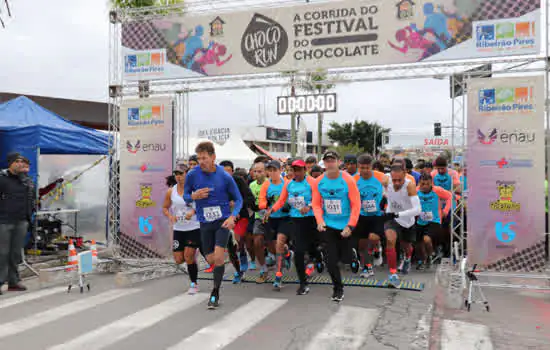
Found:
277,93 -> 337,115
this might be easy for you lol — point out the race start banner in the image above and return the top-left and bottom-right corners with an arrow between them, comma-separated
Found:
121,0 -> 541,81
119,97 -> 174,258
466,76 -> 545,270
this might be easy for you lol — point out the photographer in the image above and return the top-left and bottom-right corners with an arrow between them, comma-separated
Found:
0,153 -> 33,294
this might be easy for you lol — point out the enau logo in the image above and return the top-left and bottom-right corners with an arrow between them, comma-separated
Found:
476,20 -> 536,51
139,216 -> 153,235
490,182 -> 520,212
477,128 -> 535,145
127,105 -> 165,128
125,50 -> 165,75
136,184 -> 156,208
126,140 -> 166,153
478,86 -> 534,113
495,221 -> 516,243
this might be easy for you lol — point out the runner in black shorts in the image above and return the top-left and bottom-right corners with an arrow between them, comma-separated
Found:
415,173 -> 452,270
353,154 -> 386,278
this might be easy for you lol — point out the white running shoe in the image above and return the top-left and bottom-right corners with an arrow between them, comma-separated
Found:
188,282 -> 199,295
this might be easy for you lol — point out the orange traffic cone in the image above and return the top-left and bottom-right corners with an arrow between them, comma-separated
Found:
91,240 -> 98,264
66,239 -> 78,272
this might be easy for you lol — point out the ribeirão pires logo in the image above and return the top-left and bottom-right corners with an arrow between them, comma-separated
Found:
475,20 -> 536,51
489,181 -> 520,212
126,140 -> 166,153
125,49 -> 165,75
477,128 -> 535,145
139,216 -> 153,235
478,86 -> 534,113
127,105 -> 165,128
495,221 -> 516,243
241,13 -> 289,68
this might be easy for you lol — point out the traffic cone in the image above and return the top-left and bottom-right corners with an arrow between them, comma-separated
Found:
91,240 -> 98,264
66,239 -> 78,272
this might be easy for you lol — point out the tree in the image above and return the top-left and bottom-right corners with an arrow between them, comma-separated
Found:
334,144 -> 365,157
111,0 -> 184,8
327,120 -> 391,156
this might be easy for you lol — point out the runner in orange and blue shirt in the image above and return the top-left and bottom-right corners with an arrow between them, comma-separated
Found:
260,160 -> 292,291
312,150 -> 361,302
416,173 -> 452,270
269,159 -> 317,296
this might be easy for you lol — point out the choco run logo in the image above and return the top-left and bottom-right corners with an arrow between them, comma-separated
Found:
478,86 -> 534,114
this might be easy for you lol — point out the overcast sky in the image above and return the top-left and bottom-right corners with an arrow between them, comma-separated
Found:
0,0 -> 459,146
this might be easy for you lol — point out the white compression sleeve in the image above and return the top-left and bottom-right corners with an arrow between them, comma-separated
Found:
398,195 -> 421,218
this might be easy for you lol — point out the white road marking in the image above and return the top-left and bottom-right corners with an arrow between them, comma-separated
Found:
168,297 -> 287,350
48,293 -> 209,350
0,288 -> 140,339
442,319 -> 493,350
0,286 -> 66,310
305,306 -> 379,350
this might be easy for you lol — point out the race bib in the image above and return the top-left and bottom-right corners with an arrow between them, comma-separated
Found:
175,209 -> 186,223
292,196 -> 306,210
420,211 -> 434,221
203,206 -> 222,222
362,200 -> 377,213
325,199 -> 342,215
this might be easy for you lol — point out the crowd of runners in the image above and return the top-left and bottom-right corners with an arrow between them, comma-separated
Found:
163,141 -> 466,309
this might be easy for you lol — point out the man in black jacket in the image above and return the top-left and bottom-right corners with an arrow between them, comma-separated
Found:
0,153 -> 33,294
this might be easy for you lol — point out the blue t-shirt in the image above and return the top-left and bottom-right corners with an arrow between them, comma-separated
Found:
317,173 -> 352,230
266,179 -> 288,219
357,175 -> 384,217
433,173 -> 452,191
418,190 -> 441,226
183,165 -> 243,223
285,177 -> 314,218
411,170 -> 421,184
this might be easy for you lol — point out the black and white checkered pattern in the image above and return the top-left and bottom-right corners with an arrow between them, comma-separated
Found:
118,232 -> 164,259
487,239 -> 546,272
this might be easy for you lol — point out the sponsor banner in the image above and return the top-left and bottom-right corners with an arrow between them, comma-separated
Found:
198,127 -> 231,145
466,76 -> 544,266
121,0 -> 540,81
119,97 -> 174,258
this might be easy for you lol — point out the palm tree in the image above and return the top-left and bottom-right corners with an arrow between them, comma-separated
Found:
298,68 -> 336,160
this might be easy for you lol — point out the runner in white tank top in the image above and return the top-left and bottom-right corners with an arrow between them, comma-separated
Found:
163,167 -> 201,295
381,164 -> 421,288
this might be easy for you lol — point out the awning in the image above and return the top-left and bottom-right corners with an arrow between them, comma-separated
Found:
251,143 -> 274,160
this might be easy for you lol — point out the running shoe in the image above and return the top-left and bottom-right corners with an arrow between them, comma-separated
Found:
205,265 -> 214,273
256,270 -> 267,284
232,271 -> 243,284
207,293 -> 219,309
239,252 -> 249,272
284,250 -> 294,271
416,261 -> 425,271
249,261 -> 257,270
331,289 -> 344,302
388,273 -> 401,289
296,284 -> 310,295
374,244 -> 383,266
266,254 -> 276,267
305,263 -> 315,277
360,267 -> 370,279
397,259 -> 405,273
402,259 -> 411,275
273,276 -> 282,291
187,282 -> 199,295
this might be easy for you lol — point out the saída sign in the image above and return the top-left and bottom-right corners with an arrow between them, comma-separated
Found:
424,138 -> 449,146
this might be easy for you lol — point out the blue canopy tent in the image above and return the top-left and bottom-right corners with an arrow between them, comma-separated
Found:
0,96 -> 110,247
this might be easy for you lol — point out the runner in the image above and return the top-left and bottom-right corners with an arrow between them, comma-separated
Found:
260,160 -> 293,291
344,154 -> 358,176
310,165 -> 323,179
270,159 -> 317,295
163,166 -> 201,294
416,173 -> 452,270
312,151 -> 361,302
353,154 -> 385,278
305,156 -> 317,175
188,155 -> 199,169
383,164 -> 422,287
183,141 -> 243,309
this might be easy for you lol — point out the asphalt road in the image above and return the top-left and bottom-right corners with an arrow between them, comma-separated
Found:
2,266 -> 546,350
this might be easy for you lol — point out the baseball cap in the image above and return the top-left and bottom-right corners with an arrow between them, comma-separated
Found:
189,154 -> 198,162
322,150 -> 340,160
291,159 -> 306,168
344,154 -> 357,163
266,160 -> 281,169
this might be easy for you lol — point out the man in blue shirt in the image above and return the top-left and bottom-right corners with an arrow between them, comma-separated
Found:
184,142 -> 243,309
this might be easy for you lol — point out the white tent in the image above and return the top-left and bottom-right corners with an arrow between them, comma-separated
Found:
216,135 -> 257,169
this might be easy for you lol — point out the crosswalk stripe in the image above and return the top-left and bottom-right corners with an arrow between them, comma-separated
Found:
305,306 -> 379,350
48,293 -> 209,350
0,286 -> 66,310
0,288 -> 140,339
168,297 -> 287,350
442,319 -> 493,350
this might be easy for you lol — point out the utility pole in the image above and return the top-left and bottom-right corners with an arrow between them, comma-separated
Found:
290,75 -> 297,157
317,113 -> 323,161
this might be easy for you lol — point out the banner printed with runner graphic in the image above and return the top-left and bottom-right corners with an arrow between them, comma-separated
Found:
466,76 -> 544,266
119,97 -> 173,258
121,0 -> 541,81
